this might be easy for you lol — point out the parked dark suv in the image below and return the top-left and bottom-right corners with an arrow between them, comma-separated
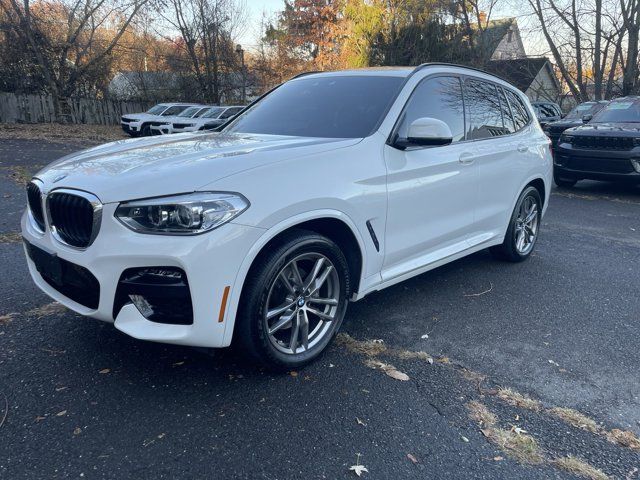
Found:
543,101 -> 609,149
553,97 -> 640,187
532,101 -> 563,127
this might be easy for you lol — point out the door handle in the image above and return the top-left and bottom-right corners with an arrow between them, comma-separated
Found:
459,152 -> 475,165
517,144 -> 528,153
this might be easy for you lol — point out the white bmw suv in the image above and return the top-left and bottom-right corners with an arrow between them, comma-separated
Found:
22,65 -> 552,369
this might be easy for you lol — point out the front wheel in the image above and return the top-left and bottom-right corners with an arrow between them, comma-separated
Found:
490,186 -> 542,262
236,230 -> 350,370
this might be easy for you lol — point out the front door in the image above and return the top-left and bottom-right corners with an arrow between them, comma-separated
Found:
382,75 -> 478,281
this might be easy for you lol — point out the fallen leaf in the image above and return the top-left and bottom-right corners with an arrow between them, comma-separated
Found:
55,386 -> 67,392
172,361 -> 185,366
289,371 -> 298,377
73,427 -> 82,435
328,363 -> 335,368
356,417 -> 366,426
349,465 -> 369,477
56,410 -> 67,417
461,435 -> 469,442
157,433 -> 165,439
385,368 -> 410,381
494,456 -> 504,461
0,313 -> 16,325
420,334 -> 429,339
548,359 -> 560,367
98,368 -> 110,374
511,426 -> 527,435
35,416 -> 46,422
407,453 -> 419,464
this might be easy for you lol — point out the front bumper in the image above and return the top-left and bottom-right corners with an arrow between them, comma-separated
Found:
554,144 -> 640,182
150,125 -> 172,135
121,122 -> 140,135
21,204 -> 264,348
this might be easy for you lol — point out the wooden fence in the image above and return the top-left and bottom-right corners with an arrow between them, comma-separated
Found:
0,93 -> 153,125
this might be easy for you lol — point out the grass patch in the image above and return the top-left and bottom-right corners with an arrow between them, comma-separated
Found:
481,426 -> 545,465
26,302 -> 67,318
335,333 -> 387,356
552,456 -> 610,480
547,407 -> 600,433
497,388 -> 543,412
0,312 -> 16,325
467,401 -> 544,465
0,232 -> 22,243
466,401 -> 497,427
606,429 -> 640,451
0,123 -> 126,144
6,165 -> 33,185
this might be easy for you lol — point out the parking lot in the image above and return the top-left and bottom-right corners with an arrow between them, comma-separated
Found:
0,133 -> 639,479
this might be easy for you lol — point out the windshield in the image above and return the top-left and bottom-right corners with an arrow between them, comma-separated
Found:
226,75 -> 405,138
564,102 -> 607,120
177,107 -> 202,118
202,107 -> 226,118
592,100 -> 640,123
147,104 -> 168,115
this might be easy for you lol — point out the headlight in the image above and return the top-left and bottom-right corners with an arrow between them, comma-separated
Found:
560,134 -> 574,144
115,192 -> 249,235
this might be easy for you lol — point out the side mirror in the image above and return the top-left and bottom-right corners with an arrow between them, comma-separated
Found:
582,113 -> 593,123
404,117 -> 453,147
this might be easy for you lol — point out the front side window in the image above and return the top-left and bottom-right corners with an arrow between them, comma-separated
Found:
147,104 -> 168,115
202,107 -> 226,119
220,107 -> 243,119
505,90 -> 530,130
177,107 -> 202,118
464,79 -> 506,140
162,106 -> 187,116
395,76 -> 465,143
226,75 -> 405,138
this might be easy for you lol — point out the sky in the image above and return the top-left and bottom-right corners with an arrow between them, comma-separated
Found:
238,0 -> 284,52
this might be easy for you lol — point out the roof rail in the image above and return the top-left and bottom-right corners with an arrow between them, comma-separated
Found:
409,62 -> 511,85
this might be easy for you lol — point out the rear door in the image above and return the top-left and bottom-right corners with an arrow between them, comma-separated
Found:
472,85 -> 537,241
382,75 -> 477,280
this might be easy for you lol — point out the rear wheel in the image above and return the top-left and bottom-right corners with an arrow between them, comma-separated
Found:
236,230 -> 350,370
553,168 -> 577,188
490,186 -> 541,262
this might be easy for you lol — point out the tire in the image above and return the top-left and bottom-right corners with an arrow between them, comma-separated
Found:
236,229 -> 351,370
490,186 -> 542,262
553,168 -> 577,188
140,124 -> 151,137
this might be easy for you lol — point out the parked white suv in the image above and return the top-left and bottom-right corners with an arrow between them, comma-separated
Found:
149,105 -> 212,135
120,103 -> 199,137
171,106 -> 245,133
23,65 -> 552,369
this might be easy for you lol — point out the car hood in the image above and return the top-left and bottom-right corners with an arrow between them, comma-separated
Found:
34,132 -> 360,203
121,113 -> 160,121
546,120 -> 582,130
566,122 -> 640,136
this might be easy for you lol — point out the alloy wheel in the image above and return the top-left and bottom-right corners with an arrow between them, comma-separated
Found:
263,252 -> 341,355
514,195 -> 539,254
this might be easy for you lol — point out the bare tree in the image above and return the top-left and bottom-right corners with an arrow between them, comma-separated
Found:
159,0 -> 246,103
526,0 -> 639,101
0,0 -> 150,120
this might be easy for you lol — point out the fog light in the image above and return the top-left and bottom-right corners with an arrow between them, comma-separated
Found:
129,294 -> 154,318
631,159 -> 640,173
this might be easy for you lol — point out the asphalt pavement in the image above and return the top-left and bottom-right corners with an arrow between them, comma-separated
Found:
0,137 -> 639,479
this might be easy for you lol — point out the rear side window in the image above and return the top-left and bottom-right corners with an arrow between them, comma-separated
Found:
464,79 -> 506,140
220,107 -> 242,119
498,87 -> 515,134
396,76 -> 465,142
505,90 -> 530,130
